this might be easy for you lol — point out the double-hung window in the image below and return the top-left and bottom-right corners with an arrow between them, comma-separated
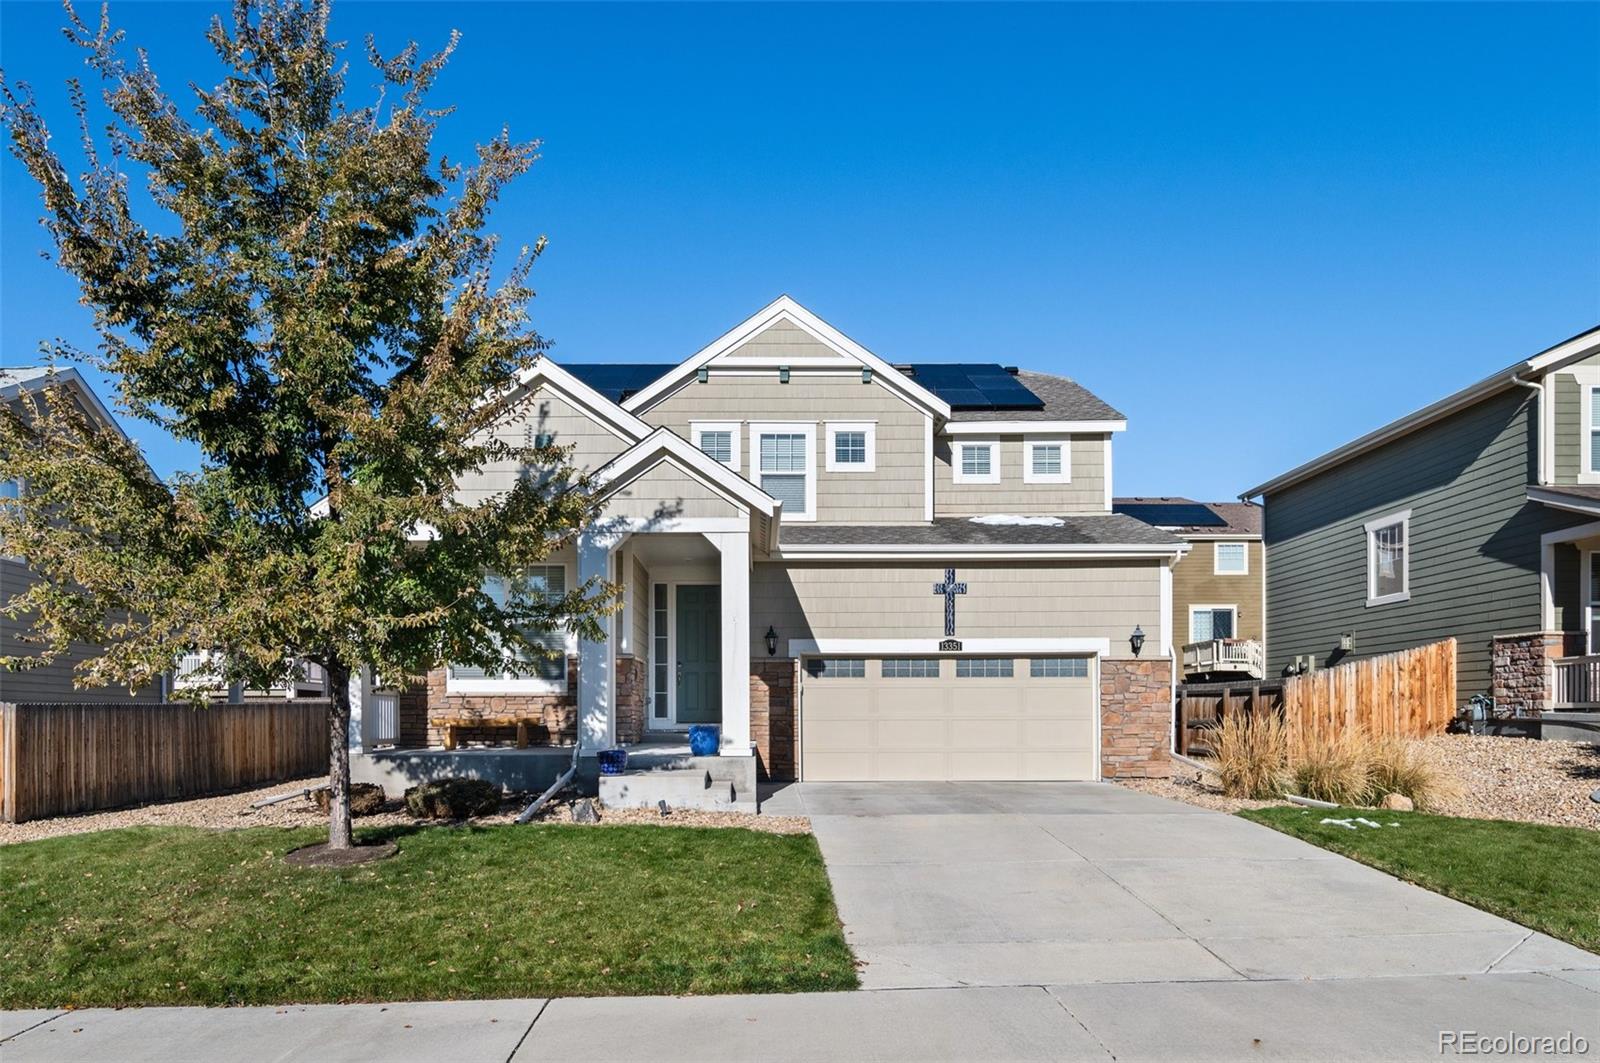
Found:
825,422 -> 876,472
448,564 -> 569,692
953,439 -> 1000,484
691,422 -> 740,470
1365,510 -> 1411,607
1213,542 -> 1248,575
1023,438 -> 1070,484
752,423 -> 815,519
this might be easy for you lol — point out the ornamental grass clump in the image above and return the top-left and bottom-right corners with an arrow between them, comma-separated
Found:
1365,734 -> 1456,810
1216,712 -> 1288,799
1288,728 -> 1373,806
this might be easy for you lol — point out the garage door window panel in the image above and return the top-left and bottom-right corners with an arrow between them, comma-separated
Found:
956,657 -> 1014,678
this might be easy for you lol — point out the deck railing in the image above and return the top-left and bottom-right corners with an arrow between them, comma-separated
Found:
1552,654 -> 1600,709
1182,638 -> 1266,680
171,653 -> 328,698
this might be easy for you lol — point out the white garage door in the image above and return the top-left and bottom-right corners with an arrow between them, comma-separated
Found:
800,656 -> 1099,781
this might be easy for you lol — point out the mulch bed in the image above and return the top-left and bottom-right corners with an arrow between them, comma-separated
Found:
285,840 -> 399,867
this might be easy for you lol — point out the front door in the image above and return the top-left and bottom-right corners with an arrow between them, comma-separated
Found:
675,585 -> 721,725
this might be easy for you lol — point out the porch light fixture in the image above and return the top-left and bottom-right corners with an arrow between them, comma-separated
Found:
764,625 -> 779,657
696,367 -> 709,383
778,366 -> 791,384
1129,625 -> 1145,657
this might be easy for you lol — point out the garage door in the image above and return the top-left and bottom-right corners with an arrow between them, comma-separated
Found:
800,655 -> 1098,781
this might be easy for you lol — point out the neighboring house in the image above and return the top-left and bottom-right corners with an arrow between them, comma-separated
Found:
1114,498 -> 1264,681
1243,325 -> 1600,719
0,367 -> 165,704
350,296 -> 1188,794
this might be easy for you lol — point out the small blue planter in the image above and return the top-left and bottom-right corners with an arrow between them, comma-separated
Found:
688,725 -> 720,757
596,748 -> 629,775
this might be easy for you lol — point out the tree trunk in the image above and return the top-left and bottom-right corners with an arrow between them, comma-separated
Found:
325,656 -> 355,850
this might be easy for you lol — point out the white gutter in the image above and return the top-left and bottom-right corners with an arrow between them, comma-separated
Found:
773,542 -> 1190,561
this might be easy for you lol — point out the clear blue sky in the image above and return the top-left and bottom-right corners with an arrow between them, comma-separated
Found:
3,2 -> 1597,499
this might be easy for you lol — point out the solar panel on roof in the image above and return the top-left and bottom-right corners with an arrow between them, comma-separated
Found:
563,363 -> 677,403
1114,503 -> 1227,528
905,363 -> 1046,410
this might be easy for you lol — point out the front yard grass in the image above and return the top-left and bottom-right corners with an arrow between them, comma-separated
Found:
0,823 -> 858,1007
1240,807 -> 1600,952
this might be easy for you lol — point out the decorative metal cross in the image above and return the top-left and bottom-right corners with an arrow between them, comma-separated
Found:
932,568 -> 967,637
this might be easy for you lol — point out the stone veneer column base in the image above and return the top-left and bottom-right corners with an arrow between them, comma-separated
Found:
1100,657 -> 1173,779
1490,631 -> 1583,717
750,658 -> 798,781
615,655 -> 646,746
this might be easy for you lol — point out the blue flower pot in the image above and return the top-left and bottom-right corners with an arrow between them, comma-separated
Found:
688,725 -> 720,757
597,748 -> 628,775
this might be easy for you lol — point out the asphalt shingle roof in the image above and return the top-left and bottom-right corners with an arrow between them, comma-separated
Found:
937,370 -> 1124,422
779,514 -> 1181,548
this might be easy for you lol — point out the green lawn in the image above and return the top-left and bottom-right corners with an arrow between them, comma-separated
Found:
1240,807 -> 1600,953
0,823 -> 858,1007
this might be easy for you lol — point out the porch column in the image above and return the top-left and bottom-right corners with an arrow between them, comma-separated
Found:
709,529 -> 752,756
347,665 -> 374,754
1541,540 -> 1557,631
578,529 -> 622,751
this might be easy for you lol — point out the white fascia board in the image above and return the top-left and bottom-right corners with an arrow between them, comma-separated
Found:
504,357 -> 654,444
620,296 -> 952,420
592,427 -> 778,517
944,419 -> 1127,435
1541,516 -> 1600,545
1529,488 -> 1600,521
3,368 -> 135,445
789,637 -> 1112,656
772,542 -> 1188,561
1180,533 -> 1262,541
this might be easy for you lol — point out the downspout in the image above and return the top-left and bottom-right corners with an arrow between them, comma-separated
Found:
516,736 -> 582,824
1511,372 -> 1546,485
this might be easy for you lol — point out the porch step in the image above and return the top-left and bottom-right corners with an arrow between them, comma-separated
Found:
598,767 -> 756,814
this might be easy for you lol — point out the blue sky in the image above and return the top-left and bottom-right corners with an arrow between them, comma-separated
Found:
3,1 -> 1597,499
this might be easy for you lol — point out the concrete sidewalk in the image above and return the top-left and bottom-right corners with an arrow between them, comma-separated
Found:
4,973 -> 1596,1062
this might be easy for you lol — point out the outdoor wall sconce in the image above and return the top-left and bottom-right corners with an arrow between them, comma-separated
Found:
1129,624 -> 1145,657
696,367 -> 709,383
778,366 -> 791,384
764,625 -> 779,656
1338,632 -> 1355,652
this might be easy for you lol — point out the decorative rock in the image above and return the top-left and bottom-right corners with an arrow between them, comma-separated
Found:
1379,792 -> 1414,812
570,798 -> 600,824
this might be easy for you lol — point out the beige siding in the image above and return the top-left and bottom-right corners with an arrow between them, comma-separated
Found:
456,383 -> 633,504
604,461 -> 743,521
0,559 -> 163,703
629,554 -> 650,655
643,375 -> 926,523
1172,540 -> 1264,645
721,320 -> 853,362
935,434 -> 1108,516
752,559 -> 1160,657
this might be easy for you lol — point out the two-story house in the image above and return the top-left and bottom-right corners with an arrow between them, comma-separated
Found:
1244,324 -> 1600,734
352,297 -> 1187,795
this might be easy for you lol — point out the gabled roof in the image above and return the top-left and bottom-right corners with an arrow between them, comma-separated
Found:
504,357 -> 656,444
1114,497 -> 1261,536
563,363 -> 677,405
592,428 -> 782,552
1,366 -> 132,444
1244,324 -> 1600,499
619,296 -> 952,419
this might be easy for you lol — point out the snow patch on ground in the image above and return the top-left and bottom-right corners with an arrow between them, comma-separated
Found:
967,514 -> 1065,527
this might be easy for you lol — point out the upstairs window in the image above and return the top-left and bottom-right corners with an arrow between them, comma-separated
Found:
1214,542 -> 1248,575
691,422 -> 740,470
752,423 -> 814,519
1023,438 -> 1071,484
1365,510 -> 1411,607
953,440 -> 1000,484
1190,605 -> 1237,642
826,422 -> 876,472
1589,386 -> 1600,475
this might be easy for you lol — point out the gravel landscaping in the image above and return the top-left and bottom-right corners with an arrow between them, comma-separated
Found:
0,776 -> 809,844
1120,734 -> 1600,829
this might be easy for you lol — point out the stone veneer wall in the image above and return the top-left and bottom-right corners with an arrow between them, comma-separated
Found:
1100,657 -> 1173,779
397,684 -> 430,748
750,658 -> 798,781
1490,631 -> 1583,716
422,657 -> 578,747
615,655 -> 646,746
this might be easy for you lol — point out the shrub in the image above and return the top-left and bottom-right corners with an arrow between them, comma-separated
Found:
311,783 -> 386,817
1288,728 -> 1372,805
404,778 -> 503,820
1215,712 -> 1288,799
1365,734 -> 1455,810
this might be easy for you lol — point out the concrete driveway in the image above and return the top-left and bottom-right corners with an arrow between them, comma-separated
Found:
761,781 -> 1600,989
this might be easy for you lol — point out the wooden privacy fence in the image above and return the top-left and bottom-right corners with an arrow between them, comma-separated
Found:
1177,639 -> 1457,756
0,699 -> 328,824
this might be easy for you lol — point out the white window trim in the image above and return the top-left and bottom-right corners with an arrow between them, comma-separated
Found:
1023,436 -> 1071,484
825,421 -> 877,473
953,438 -> 1001,485
1188,604 -> 1239,643
1581,379 -> 1600,485
1364,509 -> 1412,607
690,421 -> 741,472
1212,541 -> 1249,576
750,421 -> 817,522
446,564 -> 574,694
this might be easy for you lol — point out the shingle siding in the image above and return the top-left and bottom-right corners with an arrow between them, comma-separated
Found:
1264,388 -> 1590,705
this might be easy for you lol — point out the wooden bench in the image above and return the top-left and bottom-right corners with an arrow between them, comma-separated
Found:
434,716 -> 550,750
